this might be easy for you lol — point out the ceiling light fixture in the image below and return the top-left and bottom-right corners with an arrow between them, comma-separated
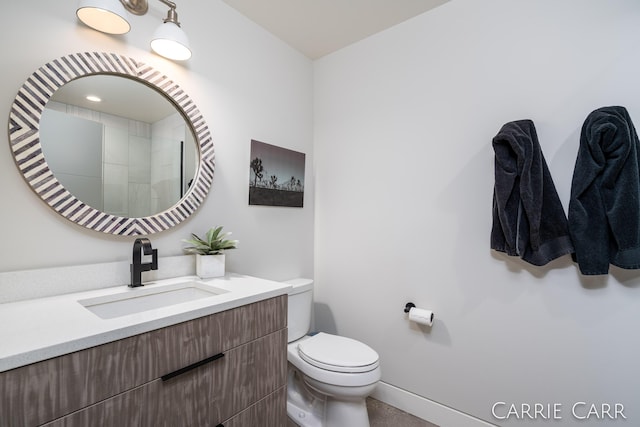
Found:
150,2 -> 192,61
76,0 -> 192,61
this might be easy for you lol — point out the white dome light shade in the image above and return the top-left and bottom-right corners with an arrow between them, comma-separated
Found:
151,22 -> 192,61
76,0 -> 131,35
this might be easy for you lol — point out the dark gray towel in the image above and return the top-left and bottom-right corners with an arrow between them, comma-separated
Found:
491,120 -> 574,266
569,106 -> 640,275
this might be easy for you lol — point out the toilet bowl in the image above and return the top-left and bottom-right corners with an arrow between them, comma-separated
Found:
285,279 -> 381,427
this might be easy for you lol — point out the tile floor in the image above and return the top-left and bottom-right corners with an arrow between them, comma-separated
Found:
287,398 -> 438,426
367,398 -> 439,427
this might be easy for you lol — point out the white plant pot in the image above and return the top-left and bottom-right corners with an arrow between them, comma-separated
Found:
196,254 -> 225,278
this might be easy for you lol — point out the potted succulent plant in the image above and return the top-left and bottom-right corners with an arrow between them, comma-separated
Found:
183,226 -> 238,278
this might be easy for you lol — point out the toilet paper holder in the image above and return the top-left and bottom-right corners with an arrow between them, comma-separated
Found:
403,302 -> 434,326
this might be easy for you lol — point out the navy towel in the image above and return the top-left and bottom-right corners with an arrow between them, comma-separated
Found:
491,120 -> 574,266
569,106 -> 640,275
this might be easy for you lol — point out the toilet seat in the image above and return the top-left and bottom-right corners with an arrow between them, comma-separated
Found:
297,332 -> 379,373
288,335 -> 382,388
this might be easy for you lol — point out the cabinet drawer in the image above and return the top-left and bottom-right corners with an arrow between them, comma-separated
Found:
42,329 -> 287,427
40,386 -> 148,427
1,333 -> 155,427
1,295 -> 286,426
154,295 -> 286,379
220,386 -> 287,427
147,328 -> 287,426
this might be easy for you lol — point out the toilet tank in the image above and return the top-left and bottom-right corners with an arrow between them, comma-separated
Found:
284,278 -> 314,343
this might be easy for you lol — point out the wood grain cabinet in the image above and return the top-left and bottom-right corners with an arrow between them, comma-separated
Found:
0,295 -> 287,427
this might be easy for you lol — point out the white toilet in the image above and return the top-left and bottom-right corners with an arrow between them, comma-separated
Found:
285,278 -> 381,427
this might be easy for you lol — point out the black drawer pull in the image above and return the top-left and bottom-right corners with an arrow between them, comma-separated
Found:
161,352 -> 225,381
216,425 -> 224,427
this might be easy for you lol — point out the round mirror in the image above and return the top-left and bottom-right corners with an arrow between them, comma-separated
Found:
41,75 -> 198,218
8,52 -> 214,235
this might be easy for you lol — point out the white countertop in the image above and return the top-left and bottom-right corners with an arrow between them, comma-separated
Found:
0,273 -> 291,373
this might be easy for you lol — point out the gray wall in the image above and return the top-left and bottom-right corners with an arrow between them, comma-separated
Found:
314,0 -> 640,425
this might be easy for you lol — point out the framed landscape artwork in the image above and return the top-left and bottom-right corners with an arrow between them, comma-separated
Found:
249,139 -> 305,207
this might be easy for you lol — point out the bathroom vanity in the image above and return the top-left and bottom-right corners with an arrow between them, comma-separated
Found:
2,52 -> 292,426
0,274 -> 290,426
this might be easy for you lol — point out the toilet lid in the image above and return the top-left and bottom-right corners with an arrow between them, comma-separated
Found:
297,332 -> 379,373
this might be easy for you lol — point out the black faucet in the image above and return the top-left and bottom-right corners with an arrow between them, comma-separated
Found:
130,238 -> 158,287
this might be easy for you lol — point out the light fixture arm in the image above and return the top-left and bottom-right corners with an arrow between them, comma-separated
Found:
158,0 -> 177,9
119,0 -> 181,27
120,0 -> 148,15
159,0 -> 181,27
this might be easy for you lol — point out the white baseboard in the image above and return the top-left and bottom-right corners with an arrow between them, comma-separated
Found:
371,382 -> 496,427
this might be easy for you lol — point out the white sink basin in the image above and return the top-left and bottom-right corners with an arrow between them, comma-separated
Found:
78,281 -> 228,319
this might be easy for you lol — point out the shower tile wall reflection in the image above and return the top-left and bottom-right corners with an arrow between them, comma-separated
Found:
44,101 -> 189,218
151,113 -> 188,213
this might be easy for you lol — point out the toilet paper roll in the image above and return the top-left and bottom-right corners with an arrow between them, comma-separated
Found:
408,307 -> 434,326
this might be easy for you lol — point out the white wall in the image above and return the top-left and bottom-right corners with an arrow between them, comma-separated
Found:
314,0 -> 640,425
0,1 -> 314,282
